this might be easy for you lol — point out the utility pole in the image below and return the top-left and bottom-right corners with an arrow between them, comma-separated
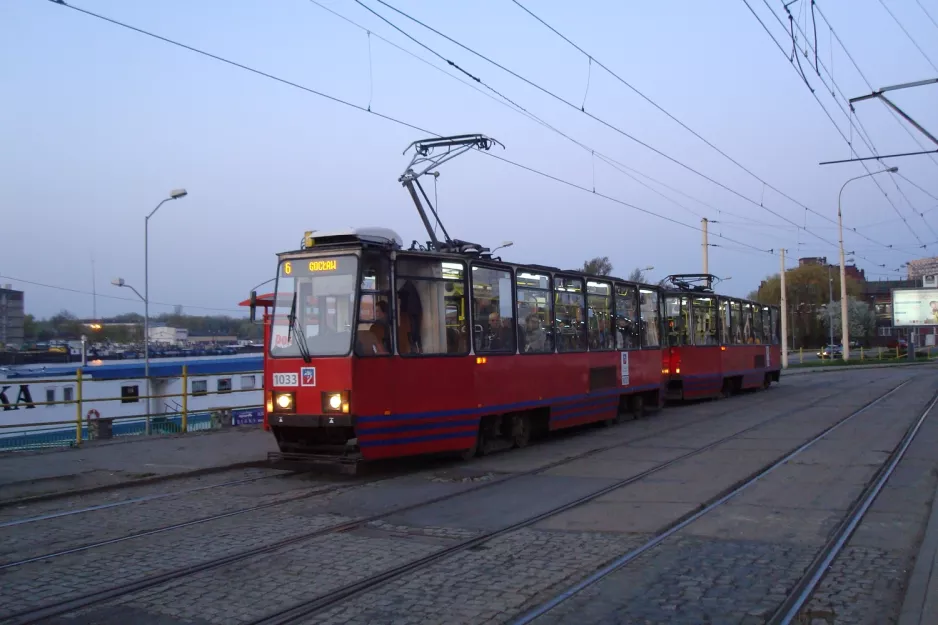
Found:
702,217 -> 709,275
828,265 -> 835,349
780,248 -> 788,369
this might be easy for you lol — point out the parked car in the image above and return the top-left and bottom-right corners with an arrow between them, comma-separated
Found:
817,344 -> 844,359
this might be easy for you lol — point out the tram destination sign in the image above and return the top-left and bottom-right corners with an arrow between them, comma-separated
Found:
892,288 -> 938,327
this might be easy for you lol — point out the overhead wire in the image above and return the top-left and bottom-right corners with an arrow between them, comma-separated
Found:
306,0 -> 707,223
505,0 -> 867,237
811,1 -> 938,197
0,275 -> 246,314
47,0 -> 773,259
360,0 -> 840,245
877,0 -> 938,73
771,0 -> 933,245
742,0 -> 928,269
796,3 -> 938,239
511,0 -> 936,257
917,0 -> 938,33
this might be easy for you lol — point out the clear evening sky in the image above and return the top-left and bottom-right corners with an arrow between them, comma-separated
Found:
2,0 -> 936,319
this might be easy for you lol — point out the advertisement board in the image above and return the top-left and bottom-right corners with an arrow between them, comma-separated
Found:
892,288 -> 938,327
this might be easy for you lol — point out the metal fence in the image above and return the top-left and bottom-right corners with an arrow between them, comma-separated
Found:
0,366 -> 264,452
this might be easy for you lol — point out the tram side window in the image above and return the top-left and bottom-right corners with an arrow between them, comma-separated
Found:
769,307 -> 780,344
356,252 -> 392,357
395,258 -> 468,355
587,281 -> 614,350
471,265 -> 516,354
516,271 -> 553,353
692,297 -> 718,346
742,304 -> 755,343
615,285 -> 639,349
640,289 -> 661,348
665,296 -> 689,346
757,304 -> 767,343
730,301 -> 743,344
554,277 -> 587,352
720,300 -> 731,344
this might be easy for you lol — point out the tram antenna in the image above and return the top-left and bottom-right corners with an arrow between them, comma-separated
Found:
399,134 -> 503,254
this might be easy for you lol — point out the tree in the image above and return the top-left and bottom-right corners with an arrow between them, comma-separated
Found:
582,256 -> 613,276
817,297 -> 875,344
751,264 -> 865,347
628,267 -> 646,282
49,310 -> 82,339
23,314 -> 37,340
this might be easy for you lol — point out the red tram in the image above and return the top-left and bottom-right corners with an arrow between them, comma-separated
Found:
249,228 -> 667,461
245,135 -> 781,463
660,275 -> 781,400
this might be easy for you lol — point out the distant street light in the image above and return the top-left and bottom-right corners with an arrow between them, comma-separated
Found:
838,168 -> 897,360
114,189 -> 188,435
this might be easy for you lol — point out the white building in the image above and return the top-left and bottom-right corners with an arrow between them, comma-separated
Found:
148,326 -> 188,345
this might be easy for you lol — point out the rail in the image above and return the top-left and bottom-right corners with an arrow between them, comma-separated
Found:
0,366 -> 264,452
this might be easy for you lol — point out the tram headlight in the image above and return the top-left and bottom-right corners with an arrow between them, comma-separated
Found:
273,392 -> 295,413
322,391 -> 350,413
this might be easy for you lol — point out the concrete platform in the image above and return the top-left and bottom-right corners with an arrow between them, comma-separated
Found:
0,426 -> 277,503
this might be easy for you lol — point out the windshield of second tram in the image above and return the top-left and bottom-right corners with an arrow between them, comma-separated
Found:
270,255 -> 358,357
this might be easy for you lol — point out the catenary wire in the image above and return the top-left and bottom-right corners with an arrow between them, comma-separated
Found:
741,0 -> 928,268
360,0 -> 841,244
877,0 -> 938,73
767,0 -> 931,245
782,0 -> 938,239
47,0 -> 772,258
0,275 -> 245,314
505,0 -> 904,250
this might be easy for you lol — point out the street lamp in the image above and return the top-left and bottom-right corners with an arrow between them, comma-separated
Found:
491,241 -> 513,255
143,189 -> 188,431
838,168 -> 897,360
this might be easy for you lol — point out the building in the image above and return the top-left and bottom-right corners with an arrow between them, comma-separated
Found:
907,256 -> 938,281
189,335 -> 238,346
0,286 -> 25,348
148,326 -> 188,345
798,256 -> 828,267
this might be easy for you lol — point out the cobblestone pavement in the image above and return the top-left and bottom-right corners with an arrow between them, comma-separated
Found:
0,504 -> 354,619
5,368 -> 930,625
0,473 -> 348,563
0,466 -> 287,522
527,535 -> 817,625
513,374 -> 938,625
793,387 -> 938,625
0,426 -> 279,502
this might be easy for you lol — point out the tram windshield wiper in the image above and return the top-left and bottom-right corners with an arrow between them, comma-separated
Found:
286,291 -> 312,364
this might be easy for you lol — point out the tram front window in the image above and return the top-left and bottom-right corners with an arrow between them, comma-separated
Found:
270,255 -> 358,357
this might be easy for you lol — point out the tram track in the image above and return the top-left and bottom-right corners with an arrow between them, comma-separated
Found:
4,374 -> 904,625
1,373 -> 898,625
0,374 -> 841,573
234,378 -> 914,625
508,382 -> 938,625
0,469 -> 296,528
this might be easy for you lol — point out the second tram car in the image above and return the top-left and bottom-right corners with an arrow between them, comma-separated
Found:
661,274 -> 781,400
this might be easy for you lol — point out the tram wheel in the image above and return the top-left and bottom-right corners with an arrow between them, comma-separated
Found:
511,414 -> 531,448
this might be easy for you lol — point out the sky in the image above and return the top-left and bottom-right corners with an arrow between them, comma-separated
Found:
2,0 -> 937,320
